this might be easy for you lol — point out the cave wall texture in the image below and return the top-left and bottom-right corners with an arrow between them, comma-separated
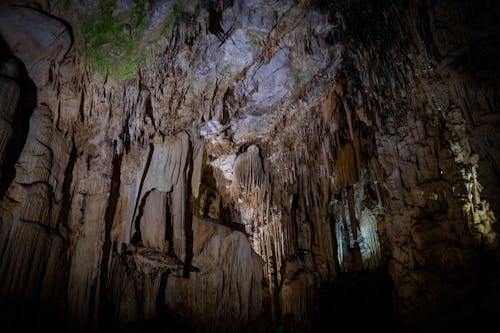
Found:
0,0 -> 499,332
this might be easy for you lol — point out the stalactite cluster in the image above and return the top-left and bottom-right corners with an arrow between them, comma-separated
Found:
0,0 -> 499,332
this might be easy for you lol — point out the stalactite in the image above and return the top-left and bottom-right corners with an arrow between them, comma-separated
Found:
359,209 -> 382,270
232,145 -> 264,197
347,186 -> 363,271
0,1 -> 499,332
191,139 -> 205,199
333,139 -> 361,192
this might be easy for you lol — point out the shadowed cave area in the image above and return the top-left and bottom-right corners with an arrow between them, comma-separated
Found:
1,0 -> 500,332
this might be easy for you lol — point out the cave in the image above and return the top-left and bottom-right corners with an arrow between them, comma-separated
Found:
0,0 -> 499,332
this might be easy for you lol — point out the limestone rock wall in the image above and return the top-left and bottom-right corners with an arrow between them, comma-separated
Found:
0,62 -> 21,172
0,0 -> 499,332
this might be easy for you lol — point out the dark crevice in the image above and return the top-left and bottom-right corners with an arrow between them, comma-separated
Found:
270,240 -> 281,325
165,192 -> 173,253
79,90 -> 84,122
131,189 -> 154,246
155,271 -> 169,315
312,268 -> 400,333
145,94 -> 154,123
56,139 -> 77,229
328,207 -> 341,274
48,64 -> 53,84
98,151 -> 122,329
86,153 -> 99,171
201,190 -> 216,217
130,143 -> 154,244
182,139 -> 193,279
56,99 -> 61,130
0,55 -> 36,199
218,202 -> 234,229
121,114 -> 131,154
221,86 -> 233,125
87,279 -> 98,331
208,6 -> 224,40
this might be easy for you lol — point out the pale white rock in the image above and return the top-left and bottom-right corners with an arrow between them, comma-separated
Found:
243,48 -> 291,113
191,139 -> 204,199
217,28 -> 259,77
230,114 -> 276,144
210,154 -> 236,183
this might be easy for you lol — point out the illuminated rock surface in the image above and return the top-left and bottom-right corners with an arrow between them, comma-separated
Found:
0,0 -> 499,332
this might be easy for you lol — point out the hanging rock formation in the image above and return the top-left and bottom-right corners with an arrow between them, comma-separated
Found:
0,0 -> 499,332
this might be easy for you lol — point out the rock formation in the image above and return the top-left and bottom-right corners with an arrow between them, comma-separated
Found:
0,0 -> 499,332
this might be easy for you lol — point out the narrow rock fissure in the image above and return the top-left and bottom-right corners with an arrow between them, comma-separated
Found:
132,188 -> 154,246
182,139 -> 193,278
56,139 -> 77,229
165,192 -> 173,253
98,151 -> 122,329
130,143 -> 155,243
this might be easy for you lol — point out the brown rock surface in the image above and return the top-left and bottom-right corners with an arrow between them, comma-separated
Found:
0,1 -> 499,332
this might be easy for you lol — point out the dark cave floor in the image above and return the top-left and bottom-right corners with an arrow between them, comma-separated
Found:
311,261 -> 500,333
312,268 -> 402,333
2,260 -> 500,333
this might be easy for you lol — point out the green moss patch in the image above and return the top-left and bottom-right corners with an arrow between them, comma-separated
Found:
79,0 -> 183,82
